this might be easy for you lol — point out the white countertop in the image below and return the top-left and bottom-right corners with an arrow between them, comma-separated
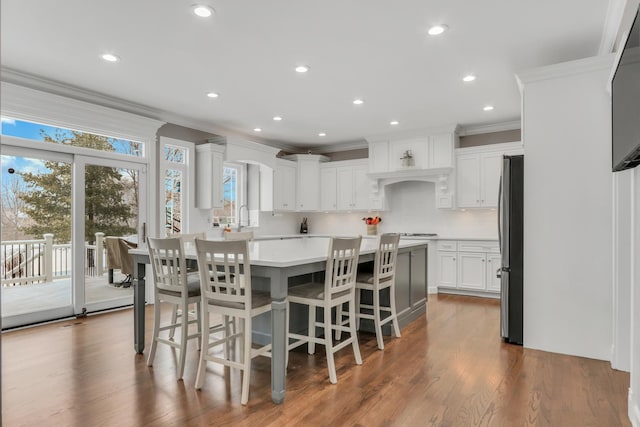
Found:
131,236 -> 430,268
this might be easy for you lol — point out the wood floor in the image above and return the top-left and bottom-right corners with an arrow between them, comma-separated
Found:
2,294 -> 631,426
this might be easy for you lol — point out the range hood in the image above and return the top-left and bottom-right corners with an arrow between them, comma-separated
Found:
367,166 -> 452,190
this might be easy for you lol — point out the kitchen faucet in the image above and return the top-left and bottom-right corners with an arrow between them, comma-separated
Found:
238,204 -> 249,231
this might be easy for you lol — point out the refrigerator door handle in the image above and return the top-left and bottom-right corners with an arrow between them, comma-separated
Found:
497,166 -> 503,253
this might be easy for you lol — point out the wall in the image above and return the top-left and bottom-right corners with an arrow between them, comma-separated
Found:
518,55 -> 613,361
632,167 -> 640,426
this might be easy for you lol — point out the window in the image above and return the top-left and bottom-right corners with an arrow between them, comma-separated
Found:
161,143 -> 188,236
213,163 -> 245,227
1,117 -> 144,157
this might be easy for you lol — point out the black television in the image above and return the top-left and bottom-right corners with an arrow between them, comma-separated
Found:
612,6 -> 640,172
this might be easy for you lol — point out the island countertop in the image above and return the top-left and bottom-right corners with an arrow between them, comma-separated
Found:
130,235 -> 430,268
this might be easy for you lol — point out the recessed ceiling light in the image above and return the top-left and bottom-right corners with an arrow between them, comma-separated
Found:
318,132 -> 326,137
483,105 -> 494,111
428,25 -> 448,36
193,5 -> 214,17
273,116 -> 283,121
462,75 -> 476,82
253,127 -> 262,132
206,92 -> 219,98
101,53 -> 120,62
295,65 -> 309,73
353,99 -> 364,105
390,120 -> 399,125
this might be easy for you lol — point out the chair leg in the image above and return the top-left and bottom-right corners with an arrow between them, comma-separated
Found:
355,289 -> 362,331
335,303 -> 343,340
348,299 -> 363,365
240,316 -> 252,405
176,302 -> 189,380
308,305 -> 316,355
389,286 -> 401,338
195,303 -> 209,390
373,289 -> 384,350
147,299 -> 161,367
324,305 -> 337,384
169,305 -> 178,340
195,302 -> 202,351
224,315 -> 231,360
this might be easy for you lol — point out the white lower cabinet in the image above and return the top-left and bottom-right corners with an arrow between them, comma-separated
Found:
437,240 -> 500,295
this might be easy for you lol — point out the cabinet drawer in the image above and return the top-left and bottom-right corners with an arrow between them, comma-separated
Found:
437,240 -> 457,251
457,241 -> 499,253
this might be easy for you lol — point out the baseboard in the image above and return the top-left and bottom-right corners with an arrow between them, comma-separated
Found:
630,388 -> 640,427
428,285 -> 438,294
437,287 -> 500,299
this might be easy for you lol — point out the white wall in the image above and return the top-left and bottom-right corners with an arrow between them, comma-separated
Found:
613,169 -> 633,371
631,167 -> 640,426
519,55 -> 614,361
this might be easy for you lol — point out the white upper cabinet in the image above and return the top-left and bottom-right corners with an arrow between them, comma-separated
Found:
429,133 -> 455,168
273,159 -> 296,211
320,166 -> 337,211
369,141 -> 389,172
323,160 -> 371,211
195,143 -> 225,209
367,129 -> 457,174
285,154 -> 329,211
455,141 -> 523,208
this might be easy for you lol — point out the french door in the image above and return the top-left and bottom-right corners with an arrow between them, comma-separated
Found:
1,144 -> 147,328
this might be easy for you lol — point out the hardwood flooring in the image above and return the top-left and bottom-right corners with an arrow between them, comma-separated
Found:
2,294 -> 631,426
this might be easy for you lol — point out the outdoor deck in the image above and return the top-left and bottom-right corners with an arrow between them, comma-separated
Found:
2,272 -> 133,318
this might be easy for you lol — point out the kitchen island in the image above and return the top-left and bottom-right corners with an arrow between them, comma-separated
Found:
129,236 -> 429,404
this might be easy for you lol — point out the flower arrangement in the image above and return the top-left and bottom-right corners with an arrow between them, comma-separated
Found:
362,216 -> 382,225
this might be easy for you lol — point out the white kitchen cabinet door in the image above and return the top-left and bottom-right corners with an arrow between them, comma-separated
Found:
481,152 -> 503,207
296,159 -> 321,211
429,133 -> 454,168
352,164 -> 370,210
274,162 -> 296,211
336,166 -> 354,210
486,253 -> 502,292
195,143 -> 225,209
456,154 -> 481,207
369,141 -> 389,172
457,252 -> 486,290
437,252 -> 457,288
320,166 -> 337,211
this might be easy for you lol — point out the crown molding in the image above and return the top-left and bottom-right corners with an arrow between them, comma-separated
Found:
365,124 -> 460,144
303,139 -> 369,154
458,120 -> 521,136
516,54 -> 616,88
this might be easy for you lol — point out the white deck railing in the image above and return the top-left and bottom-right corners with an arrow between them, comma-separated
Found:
1,232 -> 108,287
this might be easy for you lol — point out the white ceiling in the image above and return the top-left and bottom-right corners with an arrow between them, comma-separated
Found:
0,0 -> 611,150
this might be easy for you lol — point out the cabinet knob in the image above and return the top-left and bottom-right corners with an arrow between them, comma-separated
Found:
453,258 -> 456,261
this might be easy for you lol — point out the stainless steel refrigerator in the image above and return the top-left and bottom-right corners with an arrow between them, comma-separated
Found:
498,154 -> 523,345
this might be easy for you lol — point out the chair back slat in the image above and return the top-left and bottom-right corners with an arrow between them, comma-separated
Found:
325,236 -> 361,298
195,238 -> 251,310
147,237 -> 189,296
375,233 -> 400,284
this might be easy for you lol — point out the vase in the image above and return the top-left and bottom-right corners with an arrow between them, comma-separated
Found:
366,224 -> 378,235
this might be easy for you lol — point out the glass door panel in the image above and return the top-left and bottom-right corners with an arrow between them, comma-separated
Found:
82,161 -> 143,312
1,148 -> 75,328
